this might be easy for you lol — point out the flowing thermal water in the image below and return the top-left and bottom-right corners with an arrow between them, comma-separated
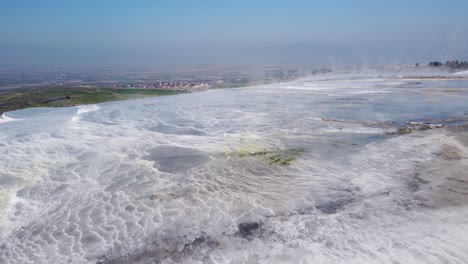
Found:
1,73 -> 468,263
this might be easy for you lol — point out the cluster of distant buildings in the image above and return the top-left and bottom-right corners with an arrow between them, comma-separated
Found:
15,69 -> 308,91
113,79 -> 226,91
114,73 -> 306,91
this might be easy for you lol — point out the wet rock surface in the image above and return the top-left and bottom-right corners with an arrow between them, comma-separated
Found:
98,235 -> 221,264
389,122 -> 445,135
405,140 -> 468,208
390,116 -> 468,135
144,145 -> 210,174
435,145 -> 463,160
237,222 -> 261,238
316,197 -> 355,214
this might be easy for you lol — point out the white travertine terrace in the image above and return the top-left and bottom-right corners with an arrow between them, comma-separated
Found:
1,72 -> 468,263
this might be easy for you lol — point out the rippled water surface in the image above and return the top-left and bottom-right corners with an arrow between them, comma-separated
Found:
1,72 -> 468,263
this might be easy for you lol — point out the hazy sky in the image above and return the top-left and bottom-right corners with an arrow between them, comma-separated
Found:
1,0 -> 467,69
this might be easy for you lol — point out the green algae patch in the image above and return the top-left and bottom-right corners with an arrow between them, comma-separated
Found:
267,148 -> 305,166
267,155 -> 294,166
237,149 -> 273,158
224,147 -> 305,166
225,145 -> 273,158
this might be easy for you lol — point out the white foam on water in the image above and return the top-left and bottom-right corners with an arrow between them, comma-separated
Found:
76,104 -> 100,115
71,105 -> 101,121
0,113 -> 19,124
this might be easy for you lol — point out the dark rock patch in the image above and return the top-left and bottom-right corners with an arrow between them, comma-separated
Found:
435,145 -> 462,160
237,222 -> 261,238
316,196 -> 354,214
407,173 -> 430,192
97,235 -> 219,264
144,146 -> 210,174
146,123 -> 205,136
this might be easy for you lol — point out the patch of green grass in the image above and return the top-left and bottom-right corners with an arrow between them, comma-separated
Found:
0,87 -> 184,114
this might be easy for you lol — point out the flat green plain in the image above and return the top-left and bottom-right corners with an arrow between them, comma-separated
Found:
0,87 -> 184,114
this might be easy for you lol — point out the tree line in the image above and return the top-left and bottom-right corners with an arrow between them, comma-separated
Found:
427,60 -> 468,69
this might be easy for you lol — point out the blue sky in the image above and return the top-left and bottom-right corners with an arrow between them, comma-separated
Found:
1,0 -> 467,69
